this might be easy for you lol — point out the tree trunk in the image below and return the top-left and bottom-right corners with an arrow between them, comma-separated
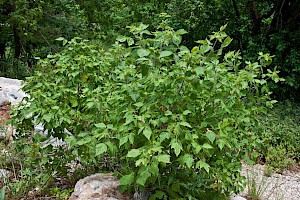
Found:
231,0 -> 243,50
0,42 -> 5,59
13,23 -> 21,58
247,0 -> 261,35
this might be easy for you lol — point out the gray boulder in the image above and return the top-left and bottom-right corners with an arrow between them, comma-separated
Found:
69,173 -> 132,200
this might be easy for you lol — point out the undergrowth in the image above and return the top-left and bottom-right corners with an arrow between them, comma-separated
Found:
254,100 -> 300,172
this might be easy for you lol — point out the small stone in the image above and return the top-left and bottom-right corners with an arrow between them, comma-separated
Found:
0,169 -> 11,178
229,195 -> 247,200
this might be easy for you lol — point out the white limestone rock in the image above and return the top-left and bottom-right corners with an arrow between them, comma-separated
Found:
0,77 -> 27,105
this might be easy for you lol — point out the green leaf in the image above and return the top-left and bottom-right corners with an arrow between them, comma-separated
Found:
136,158 -> 148,166
206,131 -> 216,143
220,24 -> 227,31
129,93 -> 139,102
96,143 -> 108,156
63,39 -> 68,46
183,110 -> 192,115
165,110 -> 172,116
216,139 -> 226,150
136,57 -> 149,62
71,99 -> 78,107
241,117 -> 250,123
78,132 -> 88,137
171,140 -> 182,157
95,123 -> 106,129
124,114 -> 134,125
129,133 -> 135,144
150,191 -> 166,200
134,102 -> 144,107
106,141 -> 117,154
43,113 -> 52,123
65,135 -> 76,147
179,121 -> 192,128
172,35 -> 182,46
180,154 -> 194,168
94,129 -> 108,139
196,161 -> 210,173
117,36 -> 127,42
127,149 -> 141,158
157,154 -> 171,163
159,51 -> 172,58
55,37 -> 65,41
119,172 -> 135,186
159,132 -> 170,142
76,137 -> 92,145
143,128 -> 152,140
56,37 -> 68,45
200,121 -> 208,128
137,49 -> 150,57
86,101 -> 94,108
52,106 -> 59,110
202,143 -> 213,149
160,116 -> 168,123
127,38 -> 134,46
119,136 -> 129,147
217,48 -> 223,56
191,142 -> 202,152
221,36 -> 233,48
195,67 -> 205,76
137,168 -> 151,186
176,29 -> 188,35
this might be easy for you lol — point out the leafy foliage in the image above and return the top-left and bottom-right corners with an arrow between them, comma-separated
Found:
10,22 -> 282,199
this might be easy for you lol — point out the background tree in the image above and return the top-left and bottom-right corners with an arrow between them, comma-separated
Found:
0,0 -> 86,78
1,0 -> 299,97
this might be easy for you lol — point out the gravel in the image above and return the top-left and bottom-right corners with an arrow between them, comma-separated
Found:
231,163 -> 300,200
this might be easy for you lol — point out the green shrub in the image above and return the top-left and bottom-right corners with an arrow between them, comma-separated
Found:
11,22 -> 282,199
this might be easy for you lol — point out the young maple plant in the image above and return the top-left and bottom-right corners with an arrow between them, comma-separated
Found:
11,21 -> 283,199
